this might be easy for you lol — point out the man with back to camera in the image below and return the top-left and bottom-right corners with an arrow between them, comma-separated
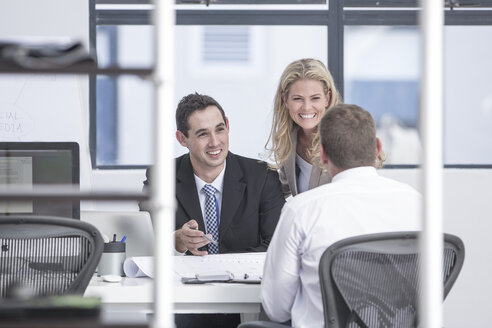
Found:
141,92 -> 285,328
261,104 -> 421,328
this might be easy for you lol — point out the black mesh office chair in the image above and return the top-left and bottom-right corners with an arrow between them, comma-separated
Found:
0,215 -> 104,298
318,231 -> 465,328
239,231 -> 464,328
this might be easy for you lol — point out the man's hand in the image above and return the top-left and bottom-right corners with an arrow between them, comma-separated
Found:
175,219 -> 213,256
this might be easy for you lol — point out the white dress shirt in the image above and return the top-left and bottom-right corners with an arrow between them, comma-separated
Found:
261,166 -> 422,328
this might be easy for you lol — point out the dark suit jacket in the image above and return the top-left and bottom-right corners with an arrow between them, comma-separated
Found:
141,151 -> 285,253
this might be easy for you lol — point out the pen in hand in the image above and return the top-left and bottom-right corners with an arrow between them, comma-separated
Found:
202,234 -> 219,246
187,224 -> 219,246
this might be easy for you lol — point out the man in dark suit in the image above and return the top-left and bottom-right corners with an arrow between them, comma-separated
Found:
141,92 -> 285,327
174,151 -> 284,254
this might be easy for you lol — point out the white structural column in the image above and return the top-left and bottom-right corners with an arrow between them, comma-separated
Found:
152,0 -> 176,327
420,1 -> 444,328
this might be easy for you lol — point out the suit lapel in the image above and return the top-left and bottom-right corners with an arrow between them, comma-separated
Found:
284,127 -> 298,196
219,153 -> 246,237
309,163 -> 323,189
176,154 -> 205,230
309,163 -> 332,190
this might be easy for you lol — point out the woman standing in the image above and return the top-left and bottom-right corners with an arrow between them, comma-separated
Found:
266,58 -> 342,198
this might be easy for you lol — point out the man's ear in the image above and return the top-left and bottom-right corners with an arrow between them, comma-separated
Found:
320,144 -> 329,165
376,137 -> 382,158
176,130 -> 188,147
225,117 -> 230,130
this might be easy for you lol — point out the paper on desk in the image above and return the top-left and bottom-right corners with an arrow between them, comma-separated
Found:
124,256 -> 154,278
123,253 -> 266,281
174,252 -> 266,282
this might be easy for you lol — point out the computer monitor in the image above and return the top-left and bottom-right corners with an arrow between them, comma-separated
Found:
0,142 -> 80,219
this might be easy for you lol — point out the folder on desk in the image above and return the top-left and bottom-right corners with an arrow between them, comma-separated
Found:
176,253 -> 265,284
124,253 -> 266,284
181,270 -> 262,284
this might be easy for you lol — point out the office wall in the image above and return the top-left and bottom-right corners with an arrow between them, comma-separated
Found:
0,0 -> 92,190
0,1 -> 89,46
382,168 -> 491,328
444,169 -> 492,327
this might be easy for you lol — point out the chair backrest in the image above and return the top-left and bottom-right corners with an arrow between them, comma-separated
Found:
0,215 -> 104,298
318,232 -> 465,328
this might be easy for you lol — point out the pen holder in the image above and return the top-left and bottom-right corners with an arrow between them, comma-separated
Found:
98,241 -> 126,277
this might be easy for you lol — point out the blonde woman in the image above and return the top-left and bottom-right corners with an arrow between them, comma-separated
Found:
266,58 -> 342,198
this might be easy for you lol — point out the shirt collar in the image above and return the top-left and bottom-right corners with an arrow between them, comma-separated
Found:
194,162 -> 226,194
331,166 -> 377,183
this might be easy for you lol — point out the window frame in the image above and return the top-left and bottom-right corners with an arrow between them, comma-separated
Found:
90,0 -> 492,169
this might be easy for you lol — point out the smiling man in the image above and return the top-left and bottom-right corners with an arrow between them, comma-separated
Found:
141,93 -> 285,328
142,92 -> 285,256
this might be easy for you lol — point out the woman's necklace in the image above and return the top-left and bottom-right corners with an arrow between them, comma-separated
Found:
296,132 -> 313,164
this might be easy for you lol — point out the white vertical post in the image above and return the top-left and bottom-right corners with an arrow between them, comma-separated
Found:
420,1 -> 444,327
152,0 -> 175,327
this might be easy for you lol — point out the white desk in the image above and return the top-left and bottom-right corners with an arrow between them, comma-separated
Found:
84,276 -> 261,315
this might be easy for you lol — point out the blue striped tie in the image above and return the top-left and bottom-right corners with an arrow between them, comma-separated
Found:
203,184 -> 219,254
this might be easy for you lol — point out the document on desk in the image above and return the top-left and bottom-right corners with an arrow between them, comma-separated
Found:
124,256 -> 154,278
123,253 -> 265,283
174,252 -> 265,283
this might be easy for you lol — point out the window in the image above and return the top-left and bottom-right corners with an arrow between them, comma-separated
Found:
443,26 -> 492,165
92,1 -> 492,167
344,26 -> 420,165
95,25 -> 154,166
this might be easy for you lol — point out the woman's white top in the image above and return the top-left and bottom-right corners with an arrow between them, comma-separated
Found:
295,153 -> 313,194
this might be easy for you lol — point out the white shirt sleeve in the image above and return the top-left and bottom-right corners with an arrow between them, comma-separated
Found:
261,204 -> 302,322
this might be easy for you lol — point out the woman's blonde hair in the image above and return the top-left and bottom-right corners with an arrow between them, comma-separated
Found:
266,58 -> 342,169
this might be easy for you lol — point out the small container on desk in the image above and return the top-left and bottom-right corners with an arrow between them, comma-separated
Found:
98,235 -> 126,277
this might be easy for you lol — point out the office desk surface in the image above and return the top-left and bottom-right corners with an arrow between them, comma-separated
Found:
85,276 -> 261,314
